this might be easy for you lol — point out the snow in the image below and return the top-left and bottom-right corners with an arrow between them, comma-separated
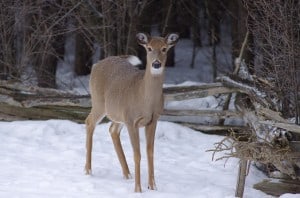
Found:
1,120 -> 297,198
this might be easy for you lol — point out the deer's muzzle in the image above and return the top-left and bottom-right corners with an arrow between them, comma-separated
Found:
152,60 -> 161,69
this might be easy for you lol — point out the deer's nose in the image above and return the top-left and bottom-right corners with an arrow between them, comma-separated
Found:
152,60 -> 161,69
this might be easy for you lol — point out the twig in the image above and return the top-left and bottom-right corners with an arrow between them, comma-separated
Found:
234,31 -> 249,75
219,31 -> 250,125
162,0 -> 173,35
84,0 -> 103,18
48,0 -> 84,32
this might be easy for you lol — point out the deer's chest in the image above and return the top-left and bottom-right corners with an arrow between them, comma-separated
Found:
134,104 -> 162,127
135,113 -> 153,127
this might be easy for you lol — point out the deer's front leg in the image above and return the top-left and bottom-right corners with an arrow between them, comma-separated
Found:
126,124 -> 142,192
109,122 -> 131,179
145,120 -> 157,190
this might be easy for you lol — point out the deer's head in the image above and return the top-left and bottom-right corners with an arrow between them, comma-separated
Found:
137,33 -> 179,75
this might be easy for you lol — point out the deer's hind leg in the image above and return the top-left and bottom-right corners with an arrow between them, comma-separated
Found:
110,122 -> 131,179
85,110 -> 104,175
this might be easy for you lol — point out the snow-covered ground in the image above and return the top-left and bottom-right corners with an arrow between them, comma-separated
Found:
0,120 -> 279,198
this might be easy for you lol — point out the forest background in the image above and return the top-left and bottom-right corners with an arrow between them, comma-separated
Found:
0,0 -> 299,123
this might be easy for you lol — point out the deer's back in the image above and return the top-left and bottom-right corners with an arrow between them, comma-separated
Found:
89,56 -> 144,121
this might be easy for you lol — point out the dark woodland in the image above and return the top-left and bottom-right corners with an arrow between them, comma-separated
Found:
0,0 -> 299,122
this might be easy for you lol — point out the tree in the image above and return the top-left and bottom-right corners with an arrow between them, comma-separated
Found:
30,0 -> 66,88
0,1 -> 20,80
244,0 -> 300,122
229,0 -> 254,73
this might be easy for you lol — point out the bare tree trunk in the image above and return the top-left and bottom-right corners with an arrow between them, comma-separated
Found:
34,55 -> 58,88
14,0 -> 28,80
136,1 -> 155,68
101,0 -> 117,57
161,0 -> 177,67
212,41 -> 217,80
29,0 -> 66,88
125,0 -> 142,56
0,40 -> 8,80
74,33 -> 92,75
205,0 -> 221,45
230,0 -> 254,73
176,0 -> 201,69
244,0 -> 300,119
0,1 -> 18,80
190,0 -> 202,47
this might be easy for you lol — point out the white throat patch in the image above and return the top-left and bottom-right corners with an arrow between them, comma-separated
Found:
150,66 -> 164,75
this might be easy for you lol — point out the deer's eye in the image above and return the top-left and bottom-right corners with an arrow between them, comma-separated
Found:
161,47 -> 167,53
147,47 -> 153,51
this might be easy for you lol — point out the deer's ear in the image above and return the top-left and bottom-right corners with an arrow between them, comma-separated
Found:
165,33 -> 179,46
136,33 -> 150,45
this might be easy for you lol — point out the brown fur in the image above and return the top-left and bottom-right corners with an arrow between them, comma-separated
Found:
85,33 -> 179,192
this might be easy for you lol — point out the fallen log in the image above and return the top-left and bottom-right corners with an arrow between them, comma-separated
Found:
163,109 -> 240,118
259,121 -> 300,135
0,102 -> 90,123
254,179 -> 300,197
0,81 -> 241,126
0,80 -> 91,108
0,80 -> 91,122
164,83 -> 238,101
217,76 -> 271,108
1,81 -> 237,106
176,123 -> 245,132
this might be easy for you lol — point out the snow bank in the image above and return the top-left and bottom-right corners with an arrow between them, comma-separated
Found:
0,120 -> 290,198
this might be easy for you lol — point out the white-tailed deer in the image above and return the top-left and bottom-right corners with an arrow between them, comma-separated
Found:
85,33 -> 179,192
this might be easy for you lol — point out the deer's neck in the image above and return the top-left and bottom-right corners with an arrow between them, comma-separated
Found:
141,66 -> 164,107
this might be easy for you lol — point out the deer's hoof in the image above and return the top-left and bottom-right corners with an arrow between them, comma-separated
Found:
124,173 -> 132,180
148,184 -> 157,190
85,166 -> 92,175
134,186 -> 142,193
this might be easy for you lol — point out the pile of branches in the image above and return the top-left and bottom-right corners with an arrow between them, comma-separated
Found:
218,55 -> 300,178
209,11 -> 300,178
209,131 -> 300,179
210,56 -> 300,179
